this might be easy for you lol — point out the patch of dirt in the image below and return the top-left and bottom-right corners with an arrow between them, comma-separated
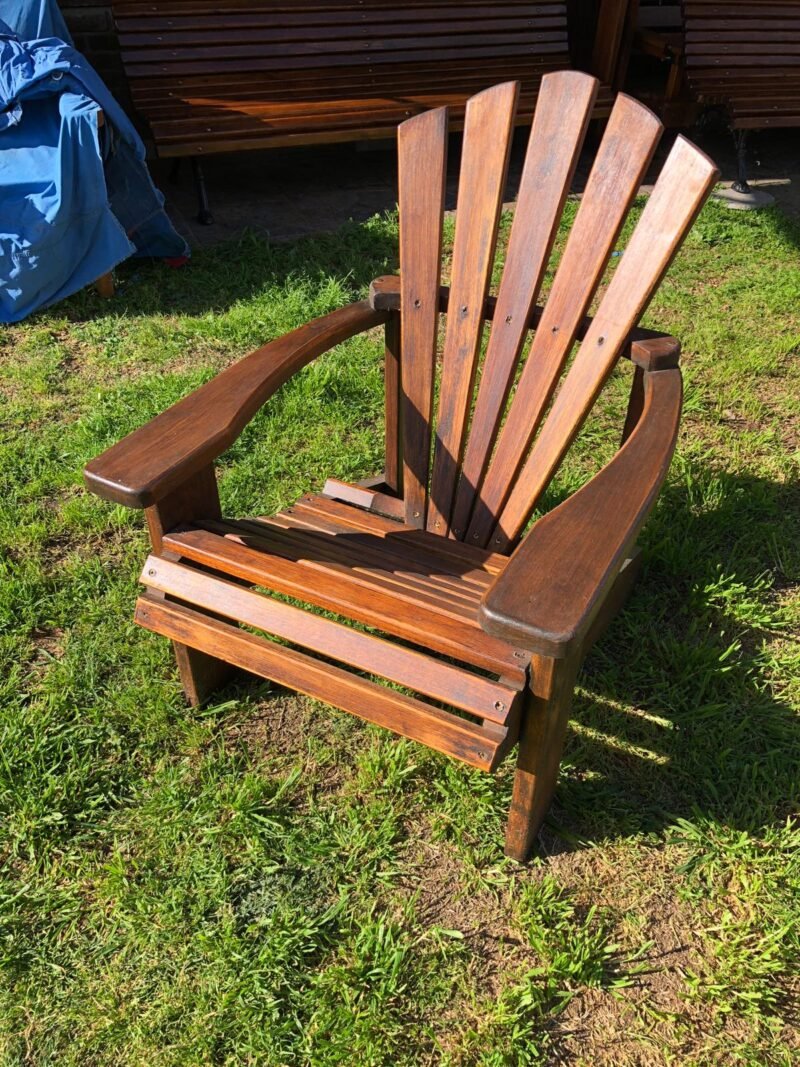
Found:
28,627 -> 65,674
396,831 -> 537,996
222,688 -> 368,799
225,690 -> 310,761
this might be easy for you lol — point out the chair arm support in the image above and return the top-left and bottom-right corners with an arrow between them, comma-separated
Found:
478,367 -> 683,659
369,276 -> 679,369
84,300 -> 387,509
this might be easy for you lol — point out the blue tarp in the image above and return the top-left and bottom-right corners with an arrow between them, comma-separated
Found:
0,14 -> 189,323
0,0 -> 73,45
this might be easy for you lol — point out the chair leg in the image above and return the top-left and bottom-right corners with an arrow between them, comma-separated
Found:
145,465 -> 235,705
504,653 -> 579,862
191,157 -> 214,225
95,271 -> 114,299
732,129 -> 751,194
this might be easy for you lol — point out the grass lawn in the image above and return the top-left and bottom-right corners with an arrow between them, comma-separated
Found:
1,197 -> 799,1066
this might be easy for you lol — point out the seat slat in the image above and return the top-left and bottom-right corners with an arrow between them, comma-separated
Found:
292,493 -> 508,573
450,70 -> 597,539
141,555 -> 520,721
426,81 -> 519,535
135,597 -> 516,771
226,516 -> 487,606
262,510 -> 491,592
202,519 -> 481,621
160,525 -> 528,681
466,92 -> 662,546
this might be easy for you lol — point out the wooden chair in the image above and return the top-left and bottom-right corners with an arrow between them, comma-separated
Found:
683,0 -> 800,190
84,73 -> 718,861
110,0 -> 630,222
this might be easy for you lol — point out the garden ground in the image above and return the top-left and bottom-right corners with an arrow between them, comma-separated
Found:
1,196 -> 799,1064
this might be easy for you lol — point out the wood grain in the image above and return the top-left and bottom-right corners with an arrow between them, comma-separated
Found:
479,367 -> 684,656
140,555 -> 520,722
397,105 -> 448,527
450,70 -> 598,539
493,137 -> 717,548
427,81 -> 519,536
135,596 -> 516,771
466,91 -> 663,546
84,300 -> 385,508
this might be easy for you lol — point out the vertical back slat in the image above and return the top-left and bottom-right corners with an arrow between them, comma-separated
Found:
425,81 -> 519,535
466,93 -> 663,546
493,135 -> 719,549
449,70 -> 598,539
398,105 -> 448,528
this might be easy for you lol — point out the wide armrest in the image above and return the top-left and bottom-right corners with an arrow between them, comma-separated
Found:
478,367 -> 683,659
84,300 -> 387,508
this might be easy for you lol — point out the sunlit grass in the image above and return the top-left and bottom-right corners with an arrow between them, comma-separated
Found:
1,199 -> 798,1064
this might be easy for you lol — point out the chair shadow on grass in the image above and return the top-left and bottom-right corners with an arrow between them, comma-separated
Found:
549,467 -> 799,847
203,462 -> 798,853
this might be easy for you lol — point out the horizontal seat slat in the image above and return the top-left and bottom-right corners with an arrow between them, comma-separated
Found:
207,518 -> 485,613
122,30 -> 564,66
115,0 -> 562,13
251,514 -> 491,594
160,525 -> 528,681
140,555 -> 521,721
123,41 -> 568,79
120,17 -> 562,48
295,493 -> 509,572
135,596 -> 516,771
130,62 -> 558,104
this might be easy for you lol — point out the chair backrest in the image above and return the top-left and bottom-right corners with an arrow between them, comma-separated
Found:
396,71 -> 717,552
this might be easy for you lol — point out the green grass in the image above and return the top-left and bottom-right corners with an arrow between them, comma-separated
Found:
1,198 -> 799,1065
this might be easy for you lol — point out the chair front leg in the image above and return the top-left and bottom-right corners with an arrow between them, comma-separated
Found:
504,652 -> 580,862
145,464 -> 235,705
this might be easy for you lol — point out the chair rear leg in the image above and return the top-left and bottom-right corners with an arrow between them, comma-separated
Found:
191,157 -> 214,225
504,653 -> 579,862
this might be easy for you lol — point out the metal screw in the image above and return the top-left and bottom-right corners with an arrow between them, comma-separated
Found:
461,305 -> 468,315
148,569 -> 156,576
551,325 -> 559,333
413,510 -> 420,518
505,315 -> 513,324
494,700 -> 505,713
414,298 -> 421,308
598,336 -> 605,346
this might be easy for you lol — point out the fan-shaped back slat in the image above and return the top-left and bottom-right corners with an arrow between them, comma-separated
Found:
465,92 -> 663,546
425,81 -> 519,535
492,135 -> 719,550
397,105 -> 448,527
449,70 -> 599,540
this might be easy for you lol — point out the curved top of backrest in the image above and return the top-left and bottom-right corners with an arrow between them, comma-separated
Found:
396,72 -> 719,548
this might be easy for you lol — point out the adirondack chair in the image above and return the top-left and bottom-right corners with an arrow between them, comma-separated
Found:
84,72 -> 718,861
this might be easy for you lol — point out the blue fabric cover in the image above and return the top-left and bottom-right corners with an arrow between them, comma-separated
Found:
0,0 -> 73,45
0,17 -> 189,323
